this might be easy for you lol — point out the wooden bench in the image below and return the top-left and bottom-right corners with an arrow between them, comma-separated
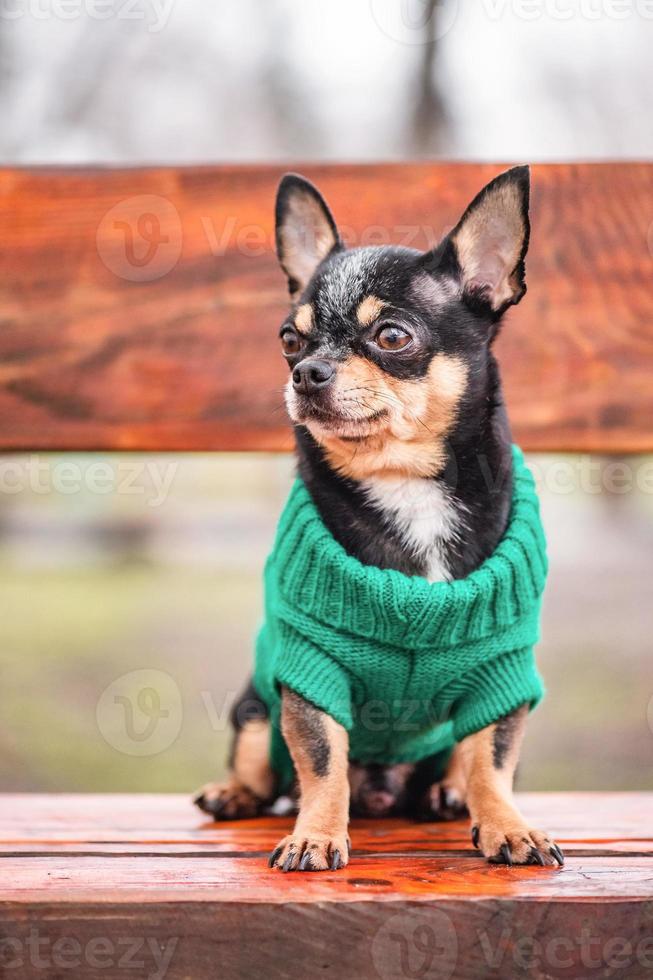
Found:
1,794 -> 653,979
1,163 -> 652,978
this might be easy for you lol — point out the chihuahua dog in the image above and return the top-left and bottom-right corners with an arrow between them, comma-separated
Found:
195,167 -> 564,872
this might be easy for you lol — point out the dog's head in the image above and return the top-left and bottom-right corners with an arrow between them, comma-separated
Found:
274,168 -> 530,479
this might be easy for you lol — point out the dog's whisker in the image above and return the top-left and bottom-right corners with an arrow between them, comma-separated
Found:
344,388 -> 436,438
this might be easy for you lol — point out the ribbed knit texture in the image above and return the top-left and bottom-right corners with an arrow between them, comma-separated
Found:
254,446 -> 547,790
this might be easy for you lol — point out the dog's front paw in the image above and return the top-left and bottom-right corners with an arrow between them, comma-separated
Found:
471,817 -> 564,867
194,780 -> 263,820
268,832 -> 350,872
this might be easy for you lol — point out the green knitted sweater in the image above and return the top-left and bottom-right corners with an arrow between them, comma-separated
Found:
254,446 -> 547,790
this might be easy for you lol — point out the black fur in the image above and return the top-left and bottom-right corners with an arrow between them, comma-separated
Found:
492,706 -> 527,770
282,687 -> 331,778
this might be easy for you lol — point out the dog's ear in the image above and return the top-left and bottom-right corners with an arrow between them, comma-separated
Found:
427,166 -> 530,317
275,174 -> 342,299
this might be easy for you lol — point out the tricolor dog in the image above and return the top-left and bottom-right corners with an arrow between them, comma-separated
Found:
195,167 -> 564,873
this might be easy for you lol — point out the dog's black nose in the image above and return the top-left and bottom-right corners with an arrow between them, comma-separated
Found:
292,359 -> 334,394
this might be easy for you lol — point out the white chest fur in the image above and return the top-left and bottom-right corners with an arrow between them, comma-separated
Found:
361,475 -> 465,583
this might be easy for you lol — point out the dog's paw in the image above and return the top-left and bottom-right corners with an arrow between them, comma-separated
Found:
268,832 -> 350,872
194,780 -> 263,820
416,782 -> 468,822
471,819 -> 564,867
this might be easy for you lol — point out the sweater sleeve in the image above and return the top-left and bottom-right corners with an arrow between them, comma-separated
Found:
451,646 -> 545,744
273,624 -> 355,732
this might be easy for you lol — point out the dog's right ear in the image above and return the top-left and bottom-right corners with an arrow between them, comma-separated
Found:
275,174 -> 342,300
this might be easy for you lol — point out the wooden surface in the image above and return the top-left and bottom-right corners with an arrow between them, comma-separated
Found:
0,794 -> 652,979
1,163 -> 652,454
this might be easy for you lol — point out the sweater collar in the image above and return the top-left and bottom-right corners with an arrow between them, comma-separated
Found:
270,446 -> 547,651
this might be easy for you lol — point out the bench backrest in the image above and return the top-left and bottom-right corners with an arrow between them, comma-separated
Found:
1,163 -> 651,453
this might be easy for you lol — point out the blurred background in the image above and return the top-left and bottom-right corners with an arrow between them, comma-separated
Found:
0,0 -> 652,793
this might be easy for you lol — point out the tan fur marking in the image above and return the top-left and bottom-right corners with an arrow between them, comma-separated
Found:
458,710 -> 561,865
459,711 -> 526,803
294,303 -> 314,336
271,691 -> 350,871
356,295 -> 385,327
453,182 -> 526,309
281,696 -> 349,834
460,714 -> 529,853
308,353 -> 468,480
233,719 -> 275,800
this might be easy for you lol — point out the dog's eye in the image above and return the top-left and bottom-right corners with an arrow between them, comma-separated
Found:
374,325 -> 412,351
280,328 -> 303,356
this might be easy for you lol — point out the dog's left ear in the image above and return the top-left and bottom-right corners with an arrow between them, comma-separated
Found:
275,173 -> 342,300
432,166 -> 530,317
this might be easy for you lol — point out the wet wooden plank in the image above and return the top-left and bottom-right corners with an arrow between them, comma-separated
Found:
2,853 -> 653,903
0,793 -> 650,849
1,163 -> 652,453
1,794 -> 652,979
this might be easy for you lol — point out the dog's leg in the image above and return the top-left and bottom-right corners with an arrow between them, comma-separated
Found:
269,687 -> 350,872
417,744 -> 469,821
194,682 -> 275,819
459,705 -> 564,866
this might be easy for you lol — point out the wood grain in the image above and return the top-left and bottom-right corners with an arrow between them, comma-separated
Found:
1,163 -> 651,453
0,794 -> 652,979
0,792 -> 651,845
